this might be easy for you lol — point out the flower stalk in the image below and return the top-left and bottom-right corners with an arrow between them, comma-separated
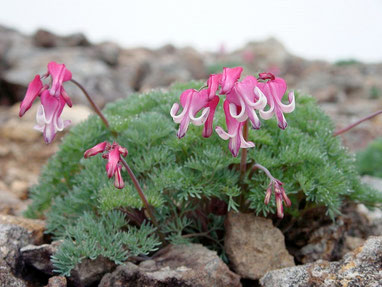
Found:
333,110 -> 382,137
119,157 -> 160,229
70,79 -> 110,128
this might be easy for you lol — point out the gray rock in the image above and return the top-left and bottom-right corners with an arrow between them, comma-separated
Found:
21,241 -> 61,275
99,244 -> 241,287
21,241 -> 115,287
224,212 -> 295,280
95,42 -> 121,66
33,29 -> 90,48
260,236 -> 382,287
0,223 -> 32,271
298,219 -> 347,263
70,256 -> 116,287
0,259 -> 27,287
3,47 -> 132,106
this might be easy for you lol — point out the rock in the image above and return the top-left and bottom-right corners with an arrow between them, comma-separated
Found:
21,241 -> 61,275
224,212 -> 295,280
33,29 -> 90,48
0,223 -> 32,271
357,176 -> 382,237
260,236 -> 382,287
297,219 -> 347,263
0,188 -> 26,215
21,242 -> 114,287
95,42 -> 121,66
0,259 -> 27,287
0,118 -> 40,142
10,180 -> 29,200
60,104 -> 92,126
0,215 -> 45,244
99,244 -> 241,287
69,256 -> 116,287
3,47 -> 132,106
361,175 -> 382,191
45,276 -> 67,287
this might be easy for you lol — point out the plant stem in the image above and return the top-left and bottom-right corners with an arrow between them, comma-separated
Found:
70,79 -> 110,128
248,163 -> 276,181
119,157 -> 165,241
238,120 -> 249,210
333,110 -> 382,137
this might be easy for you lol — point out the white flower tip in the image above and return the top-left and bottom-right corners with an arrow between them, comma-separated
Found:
170,103 -> 184,123
215,126 -> 231,140
190,107 -> 210,126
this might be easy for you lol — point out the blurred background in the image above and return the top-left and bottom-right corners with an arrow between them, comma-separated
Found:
0,0 -> 381,214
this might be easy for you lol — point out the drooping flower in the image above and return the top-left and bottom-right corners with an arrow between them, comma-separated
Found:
215,100 -> 255,157
220,67 -> 243,94
84,141 -> 128,189
170,88 -> 219,138
19,62 -> 73,143
34,90 -> 71,144
225,75 -> 267,129
257,72 -> 295,129
264,178 -> 291,218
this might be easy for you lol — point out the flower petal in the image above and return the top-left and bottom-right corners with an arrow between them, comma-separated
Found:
207,74 -> 222,99
203,95 -> 219,138
47,62 -> 72,97
220,67 -> 243,94
114,165 -> 124,189
106,147 -> 120,178
19,75 -> 43,117
84,141 -> 108,158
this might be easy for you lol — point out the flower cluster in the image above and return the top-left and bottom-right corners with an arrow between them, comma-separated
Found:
170,67 -> 295,157
84,141 -> 128,189
19,62 -> 73,144
264,178 -> 291,218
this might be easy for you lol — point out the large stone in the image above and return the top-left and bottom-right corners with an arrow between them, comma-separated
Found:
21,241 -> 61,275
0,215 -> 45,244
0,259 -> 27,287
297,219 -> 347,263
21,242 -> 115,287
224,212 -> 295,280
99,244 -> 241,287
0,223 -> 32,271
260,236 -> 382,287
70,256 -> 116,287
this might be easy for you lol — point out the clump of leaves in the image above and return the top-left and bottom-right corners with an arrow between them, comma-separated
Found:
356,137 -> 382,178
25,82 -> 382,275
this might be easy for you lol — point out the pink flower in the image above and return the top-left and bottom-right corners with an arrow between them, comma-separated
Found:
84,141 -> 110,158
257,72 -> 295,129
19,75 -> 47,117
170,89 -> 219,138
84,141 -> 128,189
207,74 -> 222,99
47,62 -> 72,106
215,100 -> 255,157
264,178 -> 291,218
225,75 -> 267,129
220,67 -> 243,94
34,90 -> 71,144
19,62 -> 73,143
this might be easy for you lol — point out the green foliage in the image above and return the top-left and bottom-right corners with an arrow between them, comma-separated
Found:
356,137 -> 382,178
51,211 -> 160,276
26,82 -> 382,275
334,59 -> 361,66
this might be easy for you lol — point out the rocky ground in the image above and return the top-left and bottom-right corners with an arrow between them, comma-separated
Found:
0,25 -> 382,286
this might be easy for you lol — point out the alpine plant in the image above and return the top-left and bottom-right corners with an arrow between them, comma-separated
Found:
170,67 -> 296,217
